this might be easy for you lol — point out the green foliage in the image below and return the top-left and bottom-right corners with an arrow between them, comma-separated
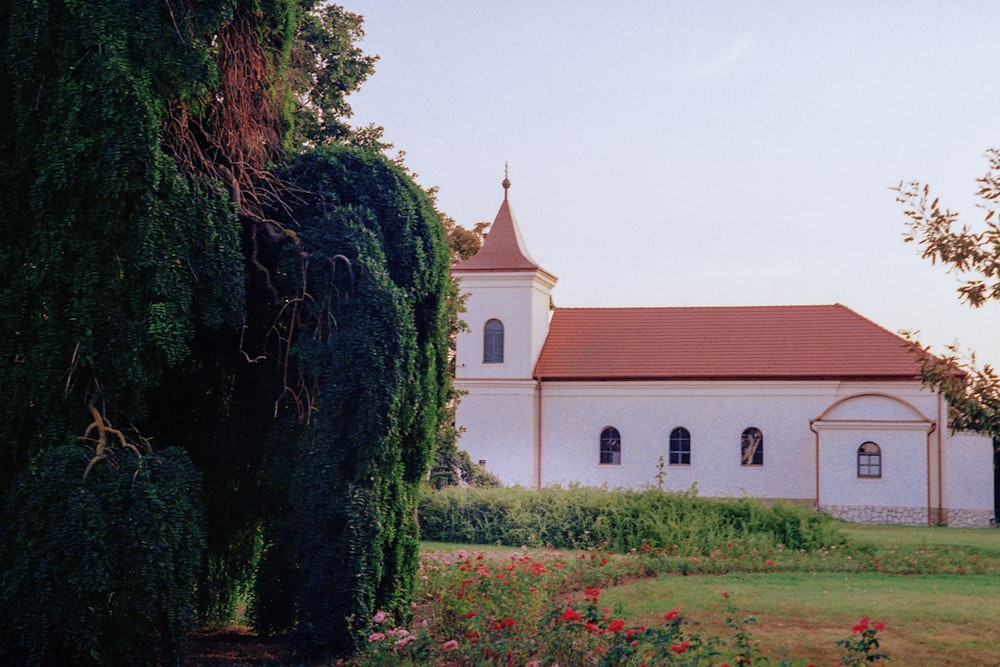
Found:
0,0 -> 244,486
418,486 -> 845,553
290,4 -> 378,145
250,146 -> 451,657
429,446 -> 503,489
1,2 -> 454,661
0,445 -> 205,666
895,150 -> 1000,442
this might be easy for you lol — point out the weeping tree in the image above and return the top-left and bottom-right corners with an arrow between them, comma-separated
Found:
0,0 -> 448,662
251,147 -> 449,654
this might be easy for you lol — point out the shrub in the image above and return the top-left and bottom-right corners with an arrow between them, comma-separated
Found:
418,486 -> 845,553
0,445 -> 205,666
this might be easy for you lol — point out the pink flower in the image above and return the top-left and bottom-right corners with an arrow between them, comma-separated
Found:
456,549 -> 468,559
442,639 -> 459,651
367,632 -> 385,642
371,610 -> 387,624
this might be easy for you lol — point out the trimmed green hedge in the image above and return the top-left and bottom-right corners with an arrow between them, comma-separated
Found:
418,486 -> 845,553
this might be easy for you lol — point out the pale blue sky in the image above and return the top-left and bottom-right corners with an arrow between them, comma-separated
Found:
344,1 -> 1000,367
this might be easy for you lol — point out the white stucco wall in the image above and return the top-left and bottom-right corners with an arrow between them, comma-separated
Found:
815,422 -> 930,511
454,272 -> 554,381
942,431 -> 995,526
535,381 -> 939,500
454,379 -> 538,487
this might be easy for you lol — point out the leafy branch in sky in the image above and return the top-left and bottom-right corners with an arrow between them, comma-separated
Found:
894,149 -> 1000,440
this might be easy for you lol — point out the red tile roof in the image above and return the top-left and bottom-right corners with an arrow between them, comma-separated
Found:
452,197 -> 554,279
533,304 -> 926,381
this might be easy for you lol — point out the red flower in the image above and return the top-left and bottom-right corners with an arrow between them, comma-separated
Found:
721,591 -> 730,598
670,641 -> 690,654
464,611 -> 476,618
874,621 -> 885,632
502,617 -> 515,628
852,617 -> 870,633
663,608 -> 681,621
608,618 -> 625,632
561,608 -> 582,622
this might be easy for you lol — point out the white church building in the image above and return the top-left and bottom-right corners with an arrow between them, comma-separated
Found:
452,179 -> 995,527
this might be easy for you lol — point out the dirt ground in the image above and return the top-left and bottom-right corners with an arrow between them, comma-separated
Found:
185,629 -> 286,666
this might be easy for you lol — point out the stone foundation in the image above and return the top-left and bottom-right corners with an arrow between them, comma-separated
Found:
821,504 -> 928,525
941,508 -> 995,528
821,504 -> 995,527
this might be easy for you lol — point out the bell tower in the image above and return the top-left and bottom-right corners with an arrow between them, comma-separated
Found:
451,173 -> 557,485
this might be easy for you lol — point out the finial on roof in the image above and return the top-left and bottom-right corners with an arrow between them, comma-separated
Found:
502,162 -> 510,199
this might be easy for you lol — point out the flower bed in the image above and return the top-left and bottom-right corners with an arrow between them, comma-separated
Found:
353,547 -> 886,666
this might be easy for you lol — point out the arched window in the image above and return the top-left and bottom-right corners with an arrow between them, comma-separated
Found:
857,441 -> 882,478
668,427 -> 691,465
599,427 -> 621,465
483,318 -> 504,363
740,427 -> 763,466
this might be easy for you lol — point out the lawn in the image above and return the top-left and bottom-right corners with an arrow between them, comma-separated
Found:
404,525 -> 1000,666
601,572 -> 1000,666
187,525 -> 1000,664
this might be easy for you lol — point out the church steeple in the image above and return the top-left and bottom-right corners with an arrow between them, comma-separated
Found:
452,169 -> 554,280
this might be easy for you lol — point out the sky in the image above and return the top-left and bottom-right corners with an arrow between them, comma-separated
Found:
342,1 -> 1000,368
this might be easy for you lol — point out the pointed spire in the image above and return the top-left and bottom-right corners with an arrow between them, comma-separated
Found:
451,170 -> 554,281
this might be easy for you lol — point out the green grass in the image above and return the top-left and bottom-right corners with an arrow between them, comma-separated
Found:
600,572 -> 1000,666
418,522 -> 1000,665
842,523 -> 1000,554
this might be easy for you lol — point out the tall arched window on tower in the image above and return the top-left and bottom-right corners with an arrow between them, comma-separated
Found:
599,427 -> 622,465
669,427 -> 691,465
740,427 -> 764,466
483,318 -> 504,363
857,441 -> 882,478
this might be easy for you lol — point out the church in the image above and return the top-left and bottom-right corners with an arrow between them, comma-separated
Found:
452,178 -> 995,527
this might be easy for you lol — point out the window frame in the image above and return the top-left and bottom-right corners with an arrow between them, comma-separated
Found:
483,318 -> 505,363
857,441 -> 882,479
668,426 -> 691,465
599,426 -> 622,465
740,427 -> 764,466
